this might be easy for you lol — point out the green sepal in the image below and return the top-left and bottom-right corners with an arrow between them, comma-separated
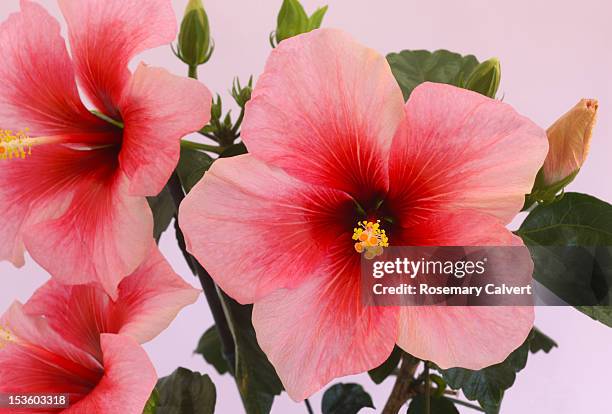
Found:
464,57 -> 501,98
274,0 -> 328,45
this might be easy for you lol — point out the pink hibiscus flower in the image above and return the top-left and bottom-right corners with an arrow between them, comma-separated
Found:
0,0 -> 211,297
179,29 -> 549,399
0,246 -> 200,413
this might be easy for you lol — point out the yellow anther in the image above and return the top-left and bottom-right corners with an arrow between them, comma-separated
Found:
0,325 -> 14,349
352,220 -> 389,259
0,129 -> 33,160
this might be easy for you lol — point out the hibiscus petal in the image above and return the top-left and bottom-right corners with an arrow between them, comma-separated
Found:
114,246 -> 200,343
397,306 -> 534,370
59,0 -> 177,115
65,334 -> 157,414
252,262 -> 398,401
179,154 -> 355,304
119,64 -> 212,196
395,210 -> 535,369
0,145 -> 107,268
0,302 -> 102,401
22,172 -> 154,299
388,82 -> 548,224
242,29 -> 405,200
23,247 -> 199,358
0,0 -> 108,135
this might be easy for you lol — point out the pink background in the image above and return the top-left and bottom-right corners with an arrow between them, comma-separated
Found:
1,0 -> 611,412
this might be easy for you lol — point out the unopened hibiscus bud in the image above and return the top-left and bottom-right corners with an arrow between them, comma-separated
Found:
177,0 -> 214,67
464,58 -> 501,98
272,0 -> 328,46
231,76 -> 253,108
541,99 -> 598,186
526,99 -> 598,206
211,95 -> 222,120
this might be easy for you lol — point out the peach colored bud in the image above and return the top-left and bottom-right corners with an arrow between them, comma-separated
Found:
542,99 -> 598,186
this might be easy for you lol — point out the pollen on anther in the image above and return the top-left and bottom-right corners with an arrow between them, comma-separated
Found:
352,220 -> 388,259
0,325 -> 14,349
0,129 -> 33,161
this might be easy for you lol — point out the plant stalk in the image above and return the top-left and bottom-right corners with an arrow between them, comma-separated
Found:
304,399 -> 314,414
424,363 -> 431,414
188,65 -> 198,79
166,171 -> 237,374
382,354 -> 421,414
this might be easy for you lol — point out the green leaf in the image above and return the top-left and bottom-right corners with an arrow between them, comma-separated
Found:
156,368 -> 216,414
517,192 -> 612,326
142,389 -> 159,414
147,187 -> 176,242
407,395 -> 459,414
519,192 -> 612,245
575,306 -> 612,328
368,346 -> 402,384
386,49 -> 480,100
321,383 -> 374,414
177,147 -> 214,193
219,293 -> 283,414
275,0 -> 309,43
529,328 -> 558,354
308,5 -> 328,30
195,326 -> 230,375
220,142 -> 248,158
440,329 -> 543,414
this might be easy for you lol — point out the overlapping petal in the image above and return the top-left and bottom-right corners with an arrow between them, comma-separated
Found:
0,0 -> 110,136
0,246 -> 194,413
397,306 -> 533,370
0,307 -> 156,414
65,334 -> 157,414
0,302 -> 103,410
23,172 -> 153,299
388,82 -> 548,224
252,255 -> 398,401
395,210 -> 534,369
242,28 -> 405,200
180,154 -> 354,304
119,64 -> 212,196
23,246 -> 200,357
0,145 -> 111,269
58,0 -> 177,116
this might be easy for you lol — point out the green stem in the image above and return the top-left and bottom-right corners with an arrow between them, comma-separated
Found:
231,106 -> 245,135
424,363 -> 431,414
180,139 -> 225,154
188,65 -> 198,79
91,110 -> 124,129
166,172 -> 237,374
382,354 -> 420,414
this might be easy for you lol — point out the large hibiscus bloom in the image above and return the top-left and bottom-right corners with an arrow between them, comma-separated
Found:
0,247 -> 200,413
0,0 -> 211,297
179,29 -> 548,400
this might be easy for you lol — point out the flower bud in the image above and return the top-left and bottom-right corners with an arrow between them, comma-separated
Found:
464,58 -> 501,98
231,76 -> 253,108
211,95 -> 222,121
542,99 -> 598,186
524,99 -> 599,208
177,0 -> 213,66
273,0 -> 328,46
